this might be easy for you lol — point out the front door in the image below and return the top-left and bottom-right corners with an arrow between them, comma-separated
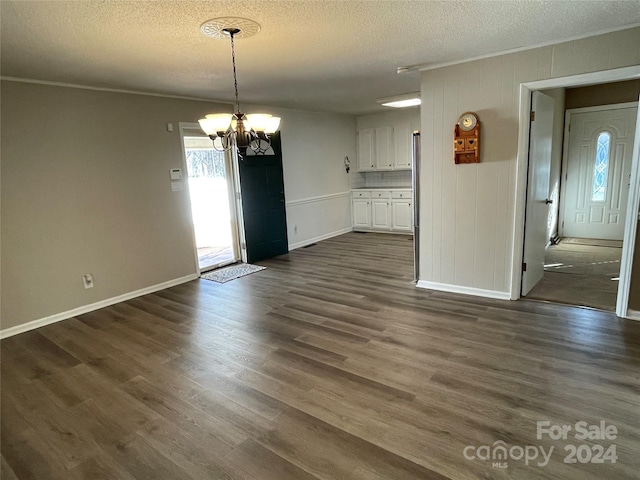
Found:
238,134 -> 289,263
561,105 -> 637,240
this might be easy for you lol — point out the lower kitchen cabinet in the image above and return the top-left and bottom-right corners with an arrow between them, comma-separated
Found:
391,199 -> 412,231
353,197 -> 371,228
371,191 -> 392,229
352,189 -> 413,233
390,190 -> 412,232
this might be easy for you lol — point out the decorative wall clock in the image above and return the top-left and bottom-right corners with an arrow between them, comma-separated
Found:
454,112 -> 480,164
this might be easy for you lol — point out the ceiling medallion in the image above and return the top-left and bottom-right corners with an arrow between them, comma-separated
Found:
200,17 -> 261,39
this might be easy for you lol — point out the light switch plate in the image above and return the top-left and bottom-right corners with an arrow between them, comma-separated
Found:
171,182 -> 184,191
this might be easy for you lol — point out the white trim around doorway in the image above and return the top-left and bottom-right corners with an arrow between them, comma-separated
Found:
178,122 -> 203,276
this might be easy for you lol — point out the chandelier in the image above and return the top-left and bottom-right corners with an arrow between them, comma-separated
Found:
198,18 -> 280,156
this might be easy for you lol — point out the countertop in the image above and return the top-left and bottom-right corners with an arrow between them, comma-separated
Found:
351,186 -> 412,190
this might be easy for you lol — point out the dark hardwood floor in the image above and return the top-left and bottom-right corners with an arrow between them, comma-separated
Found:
2,232 -> 640,479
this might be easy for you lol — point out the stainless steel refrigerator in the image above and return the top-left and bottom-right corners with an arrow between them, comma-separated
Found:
412,131 -> 420,283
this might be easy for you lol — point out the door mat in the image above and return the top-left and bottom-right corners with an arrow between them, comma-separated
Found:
201,263 -> 266,283
561,238 -> 622,248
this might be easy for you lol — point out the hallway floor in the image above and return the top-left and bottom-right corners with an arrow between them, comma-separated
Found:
525,238 -> 622,311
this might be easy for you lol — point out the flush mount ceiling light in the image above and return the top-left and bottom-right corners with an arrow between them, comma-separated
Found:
198,17 -> 280,156
377,92 -> 421,108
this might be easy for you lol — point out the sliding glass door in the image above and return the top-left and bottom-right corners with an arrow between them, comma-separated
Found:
182,134 -> 240,271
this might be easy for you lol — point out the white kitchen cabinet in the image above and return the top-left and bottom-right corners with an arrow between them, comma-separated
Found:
391,200 -> 413,231
357,128 -> 375,171
352,191 -> 372,228
356,109 -> 417,172
356,123 -> 413,172
371,191 -> 392,229
357,126 -> 405,172
393,121 -> 412,169
352,189 -> 413,233
375,126 -> 394,169
372,199 -> 391,229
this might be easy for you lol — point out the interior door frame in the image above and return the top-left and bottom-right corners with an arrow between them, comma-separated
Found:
558,102 -> 639,239
178,122 -> 245,273
511,65 -> 640,319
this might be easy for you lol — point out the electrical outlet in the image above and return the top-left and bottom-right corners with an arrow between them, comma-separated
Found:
83,274 -> 94,289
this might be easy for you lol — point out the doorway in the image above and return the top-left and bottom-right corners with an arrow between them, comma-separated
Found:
512,67 -> 640,318
182,134 -> 240,272
523,103 -> 637,311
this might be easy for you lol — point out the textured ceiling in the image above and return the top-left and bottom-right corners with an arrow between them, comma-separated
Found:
2,1 -> 640,114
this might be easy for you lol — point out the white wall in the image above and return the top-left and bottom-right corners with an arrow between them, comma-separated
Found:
419,27 -> 640,297
356,107 -> 421,131
245,105 -> 356,249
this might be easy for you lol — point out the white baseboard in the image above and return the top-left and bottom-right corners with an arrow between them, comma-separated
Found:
289,227 -> 353,251
625,309 -> 640,321
353,228 -> 413,235
0,273 -> 199,339
416,280 -> 511,301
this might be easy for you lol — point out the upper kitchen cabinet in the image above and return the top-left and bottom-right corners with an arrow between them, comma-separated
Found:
393,121 -> 412,169
357,128 -> 375,171
356,109 -> 419,172
375,126 -> 394,169
356,125 -> 401,171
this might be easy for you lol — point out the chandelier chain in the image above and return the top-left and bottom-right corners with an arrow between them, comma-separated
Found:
229,31 -> 240,113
